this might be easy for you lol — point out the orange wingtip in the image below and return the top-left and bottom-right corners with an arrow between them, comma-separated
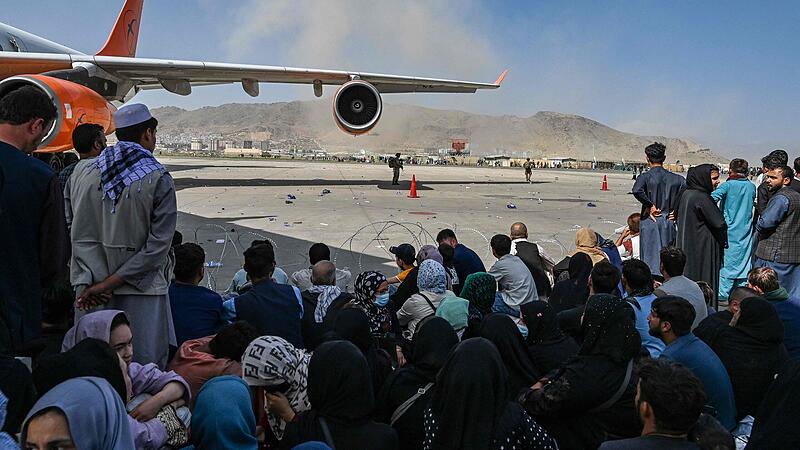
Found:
494,68 -> 509,86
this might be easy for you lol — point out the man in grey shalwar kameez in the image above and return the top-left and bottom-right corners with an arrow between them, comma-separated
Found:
64,104 -> 177,368
632,143 -> 686,277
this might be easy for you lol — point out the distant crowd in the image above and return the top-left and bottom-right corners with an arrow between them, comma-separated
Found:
1,86 -> 800,449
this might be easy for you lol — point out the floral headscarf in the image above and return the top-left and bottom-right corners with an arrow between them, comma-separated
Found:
351,271 -> 392,336
242,336 -> 311,439
460,272 -> 497,315
417,260 -> 447,294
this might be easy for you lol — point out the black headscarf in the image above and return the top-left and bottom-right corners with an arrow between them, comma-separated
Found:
549,252 -> 593,312
736,296 -> 784,343
479,314 -> 540,394
307,340 -> 374,423
0,356 -> 36,434
520,301 -> 580,375
675,164 -> 717,219
522,301 -> 563,345
430,338 -> 510,450
709,297 -> 788,419
33,338 -> 127,403
409,316 -> 459,381
686,164 -> 716,194
579,293 -> 641,363
330,307 -> 393,395
747,359 -> 800,449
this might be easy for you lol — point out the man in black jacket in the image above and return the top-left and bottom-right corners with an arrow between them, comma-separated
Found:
510,222 -> 553,299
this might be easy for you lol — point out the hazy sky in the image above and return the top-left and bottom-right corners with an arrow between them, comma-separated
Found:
8,0 -> 800,159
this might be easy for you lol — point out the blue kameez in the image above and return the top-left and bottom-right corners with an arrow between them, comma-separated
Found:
711,178 -> 757,299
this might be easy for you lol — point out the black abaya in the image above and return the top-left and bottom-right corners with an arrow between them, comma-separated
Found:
746,359 -> 800,449
282,340 -> 399,450
676,164 -> 728,304
479,314 -> 540,396
330,308 -> 394,397
701,297 -> 789,419
425,338 -> 556,450
521,301 -> 580,376
376,317 -> 459,450
548,252 -> 593,313
520,294 -> 642,449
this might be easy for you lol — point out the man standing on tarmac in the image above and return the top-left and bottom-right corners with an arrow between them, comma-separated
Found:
523,158 -> 533,182
389,152 -> 403,185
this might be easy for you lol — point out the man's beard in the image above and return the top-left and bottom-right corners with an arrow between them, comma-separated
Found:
648,326 -> 663,340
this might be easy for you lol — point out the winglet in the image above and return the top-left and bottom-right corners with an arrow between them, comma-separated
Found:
97,0 -> 144,57
494,68 -> 509,86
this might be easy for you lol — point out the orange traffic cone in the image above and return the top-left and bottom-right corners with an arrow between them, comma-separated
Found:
408,175 -> 420,198
601,175 -> 608,191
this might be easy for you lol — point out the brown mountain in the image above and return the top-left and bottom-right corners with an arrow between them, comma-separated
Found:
152,101 -> 723,163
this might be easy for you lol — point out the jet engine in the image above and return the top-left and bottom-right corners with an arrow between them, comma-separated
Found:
0,74 -> 116,153
333,80 -> 382,135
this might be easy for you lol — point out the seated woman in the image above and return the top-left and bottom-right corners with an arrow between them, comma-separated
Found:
281,340 -> 399,449
548,252 -> 593,314
398,260 -> 450,337
330,308 -> 394,397
699,296 -> 789,420
479,314 -> 540,396
376,317 -> 459,450
423,338 -> 557,450
22,377 -> 135,450
33,338 -> 188,449
521,301 -> 580,376
459,272 -> 497,339
241,335 -> 312,447
184,376 -> 259,450
62,310 -> 191,449
168,321 -> 259,399
520,294 -> 642,449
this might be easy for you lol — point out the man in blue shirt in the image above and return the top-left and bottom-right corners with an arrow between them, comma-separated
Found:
648,296 -> 737,431
222,244 -> 304,348
169,243 -> 225,346
437,229 -> 486,285
622,259 -> 665,357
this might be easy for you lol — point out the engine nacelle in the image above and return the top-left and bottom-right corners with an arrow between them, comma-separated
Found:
333,80 -> 382,135
0,74 -> 116,153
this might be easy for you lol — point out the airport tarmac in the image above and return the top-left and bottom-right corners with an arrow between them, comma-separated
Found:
167,157 -> 643,292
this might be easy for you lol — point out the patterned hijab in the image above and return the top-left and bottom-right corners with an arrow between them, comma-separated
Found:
460,272 -> 497,315
242,336 -> 311,439
351,271 -> 392,335
418,260 -> 447,294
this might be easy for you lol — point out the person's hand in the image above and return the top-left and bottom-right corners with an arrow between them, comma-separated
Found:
75,284 -> 112,310
667,211 -> 676,221
130,396 -> 163,422
396,346 -> 406,368
620,227 -> 631,238
649,205 -> 662,221
266,392 -> 295,422
531,377 -> 549,390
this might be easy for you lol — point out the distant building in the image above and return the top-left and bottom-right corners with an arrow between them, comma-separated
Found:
260,141 -> 270,151
224,147 -> 261,157
210,139 -> 223,152
190,139 -> 203,151
243,140 -> 253,149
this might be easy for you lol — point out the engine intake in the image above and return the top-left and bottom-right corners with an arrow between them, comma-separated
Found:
333,80 -> 382,135
0,75 -> 115,153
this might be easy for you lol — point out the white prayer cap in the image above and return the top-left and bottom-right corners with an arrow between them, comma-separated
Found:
113,103 -> 154,129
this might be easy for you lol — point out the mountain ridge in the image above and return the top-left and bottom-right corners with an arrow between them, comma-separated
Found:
152,100 -> 724,164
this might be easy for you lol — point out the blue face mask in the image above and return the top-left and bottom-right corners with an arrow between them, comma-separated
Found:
375,292 -> 390,307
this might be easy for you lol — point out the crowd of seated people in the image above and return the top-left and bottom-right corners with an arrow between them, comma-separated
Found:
3,93 -> 800,449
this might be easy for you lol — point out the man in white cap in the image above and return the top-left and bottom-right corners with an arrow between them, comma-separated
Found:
65,103 -> 177,368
